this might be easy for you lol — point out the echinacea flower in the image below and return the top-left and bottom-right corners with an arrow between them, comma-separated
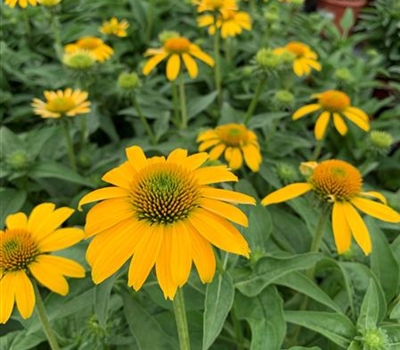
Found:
197,123 -> 262,172
198,9 -> 252,38
99,17 -> 129,37
31,88 -> 91,119
193,0 -> 237,13
79,146 -> 254,299
142,36 -> 214,81
274,41 -> 321,77
0,203 -> 85,323
4,0 -> 37,8
293,90 -> 370,140
261,159 -> 400,255
64,36 -> 114,63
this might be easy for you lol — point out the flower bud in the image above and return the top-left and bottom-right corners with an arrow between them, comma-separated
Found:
158,30 -> 180,44
5,150 -> 31,171
369,130 -> 393,154
299,161 -> 317,177
273,90 -> 295,110
334,68 -> 354,84
117,72 -> 140,91
256,48 -> 280,69
361,328 -> 389,350
276,162 -> 298,183
63,50 -> 96,70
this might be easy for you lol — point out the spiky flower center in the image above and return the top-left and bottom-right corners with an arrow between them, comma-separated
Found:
318,90 -> 350,112
131,163 -> 200,224
164,37 -> 191,54
47,97 -> 76,113
217,124 -> 248,146
78,37 -> 103,50
0,229 -> 39,272
285,42 -> 308,57
310,159 -> 362,202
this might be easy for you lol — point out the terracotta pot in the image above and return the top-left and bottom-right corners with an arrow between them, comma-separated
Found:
318,0 -> 367,29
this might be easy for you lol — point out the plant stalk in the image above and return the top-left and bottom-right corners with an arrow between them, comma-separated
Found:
214,20 -> 222,108
244,76 -> 267,124
61,119 -> 77,171
173,288 -> 191,350
132,95 -> 157,144
178,74 -> 188,129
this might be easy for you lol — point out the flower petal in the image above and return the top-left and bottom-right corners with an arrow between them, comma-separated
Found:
314,111 -> 331,140
360,191 -> 387,205
182,53 -> 198,78
343,111 -> 370,132
200,198 -> 249,227
6,213 -> 28,230
126,145 -> 148,172
170,222 -> 192,287
195,166 -> 238,185
182,153 -> 209,170
0,272 -> 17,324
166,54 -> 181,81
15,271 -> 35,320
242,143 -> 261,172
78,187 -> 129,210
201,187 -> 255,204
142,52 -> 168,76
351,197 -> 400,223
38,228 -> 84,252
292,104 -> 321,120
332,203 -> 352,254
333,113 -> 348,136
227,147 -> 243,170
261,183 -> 312,206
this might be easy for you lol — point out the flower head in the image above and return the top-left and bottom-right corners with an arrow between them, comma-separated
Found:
62,49 -> 96,70
79,146 -> 254,299
0,204 -> 85,323
198,9 -> 252,38
194,0 -> 237,13
274,41 -> 321,77
117,72 -> 140,91
64,36 -> 114,63
293,90 -> 370,140
99,17 -> 129,37
31,88 -> 91,119
142,35 -> 214,81
197,123 -> 262,172
261,159 -> 400,255
4,0 -> 37,8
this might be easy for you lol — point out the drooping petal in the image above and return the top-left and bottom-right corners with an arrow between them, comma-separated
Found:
201,187 -> 255,205
242,143 -> 261,172
333,113 -> 348,136
351,197 -> 400,223
314,111 -> 331,140
227,147 -> 243,170
195,166 -> 238,185
166,54 -> 181,81
332,203 -> 352,254
170,221 -> 192,287
0,272 -> 17,324
37,255 -> 85,278
182,53 -> 198,78
189,45 -> 215,67
208,143 -> 226,160
292,104 -> 321,120
346,106 -> 369,121
14,271 -> 35,320
293,60 -> 305,77
200,198 -> 249,227
78,187 -> 129,210
142,52 -> 168,76
261,183 -> 312,206
37,228 -> 84,252
342,111 -> 370,132
198,139 -> 221,152
360,191 -> 387,205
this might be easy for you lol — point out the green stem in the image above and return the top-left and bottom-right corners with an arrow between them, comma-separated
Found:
49,8 -> 63,60
171,81 -> 180,128
80,115 -> 87,150
312,139 -> 324,161
214,22 -> 222,108
224,38 -> 232,67
173,288 -> 191,350
132,95 -> 157,144
33,281 -> 61,350
244,76 -> 267,124
145,0 -> 155,42
61,119 -> 77,171
178,74 -> 188,129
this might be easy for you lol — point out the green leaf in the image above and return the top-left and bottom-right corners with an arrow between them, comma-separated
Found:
390,298 -> 400,320
29,161 -> 94,187
0,126 -> 22,156
3,330 -> 45,350
235,286 -> 286,350
202,271 -> 235,350
187,91 -> 218,119
94,272 -> 119,329
121,289 -> 178,350
25,125 -> 59,158
284,311 -> 356,348
286,347 -> 322,350
357,278 -> 385,330
235,253 -> 324,297
381,324 -> 400,348
339,8 -> 355,35
153,111 -> 171,142
0,188 -> 27,227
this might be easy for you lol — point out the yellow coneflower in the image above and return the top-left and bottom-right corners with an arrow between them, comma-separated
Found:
79,146 -> 255,299
261,160 -> 400,255
99,17 -> 129,37
142,35 -> 214,81
4,0 -> 37,8
193,0 -> 237,13
0,203 -> 85,323
31,88 -> 91,119
64,36 -> 114,63
293,90 -> 370,140
197,123 -> 262,172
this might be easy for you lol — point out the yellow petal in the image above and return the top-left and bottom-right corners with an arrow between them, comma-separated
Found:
360,191 -> 387,205
198,139 -> 221,152
201,187 -> 256,204
5,212 -> 28,230
227,147 -> 243,170
261,183 -> 312,206
242,143 -> 261,172
142,52 -> 168,76
166,54 -> 181,81
342,202 -> 372,255
37,255 -> 85,278
126,145 -> 148,172
292,104 -> 321,120
346,106 -> 369,121
351,197 -> 400,223
200,198 -> 249,227
189,44 -> 214,67
195,166 -> 238,185
14,271 -> 35,320
333,113 -> 348,136
78,187 -> 129,210
197,129 -> 217,142
314,111 -> 331,140
0,272 -> 17,324
208,143 -> 226,160
170,222 -> 192,287
38,228 -> 84,252
167,148 -> 188,163
293,60 -> 305,77
332,203 -> 352,254
342,111 -> 370,132
102,161 -> 135,189
182,53 -> 198,78
182,152 -> 209,170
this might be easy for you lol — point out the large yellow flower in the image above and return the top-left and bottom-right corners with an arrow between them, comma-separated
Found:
197,123 -> 262,172
198,9 -> 252,38
0,203 -> 85,324
99,17 -> 129,37
193,0 -> 237,13
79,146 -> 254,299
274,41 -> 321,77
261,160 -> 400,255
293,90 -> 370,140
4,0 -> 37,8
31,88 -> 91,119
64,36 -> 114,63
142,36 -> 214,81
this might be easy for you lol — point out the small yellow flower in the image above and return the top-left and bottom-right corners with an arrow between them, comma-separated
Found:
31,88 -> 91,119
198,9 -> 252,38
4,0 -> 37,8
99,17 -> 129,37
142,36 -> 214,81
38,0 -> 61,6
197,123 -> 262,172
293,90 -> 370,140
193,0 -> 237,13
64,36 -> 114,63
79,146 -> 255,299
274,41 -> 321,77
261,159 -> 400,255
0,203 -> 85,323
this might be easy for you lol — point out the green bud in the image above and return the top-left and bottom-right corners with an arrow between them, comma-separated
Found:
117,72 -> 140,91
242,66 -> 255,77
361,328 -> 389,350
369,130 -> 393,154
273,90 -> 295,110
63,50 -> 95,70
334,67 -> 354,83
256,48 -> 280,69
279,50 -> 296,64
275,162 -> 298,183
158,30 -> 180,44
5,150 -> 31,171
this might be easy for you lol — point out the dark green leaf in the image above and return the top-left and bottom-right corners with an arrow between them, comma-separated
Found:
357,278 -> 385,330
0,188 -> 27,228
94,273 -> 119,329
187,90 -> 218,119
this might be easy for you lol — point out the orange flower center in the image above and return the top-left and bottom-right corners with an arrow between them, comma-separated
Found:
77,37 -> 102,50
0,229 -> 39,272
285,42 -> 308,57
164,37 -> 191,54
318,90 -> 350,112
310,159 -> 362,202
46,97 -> 76,113
217,124 -> 248,146
131,163 -> 200,225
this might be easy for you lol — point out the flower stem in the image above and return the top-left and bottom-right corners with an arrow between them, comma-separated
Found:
171,81 -> 180,128
132,95 -> 157,144
145,0 -> 155,42
312,139 -> 324,161
33,281 -> 61,350
61,119 -> 77,171
178,74 -> 188,129
214,22 -> 222,108
49,8 -> 63,60
173,288 -> 191,350
244,76 -> 267,124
